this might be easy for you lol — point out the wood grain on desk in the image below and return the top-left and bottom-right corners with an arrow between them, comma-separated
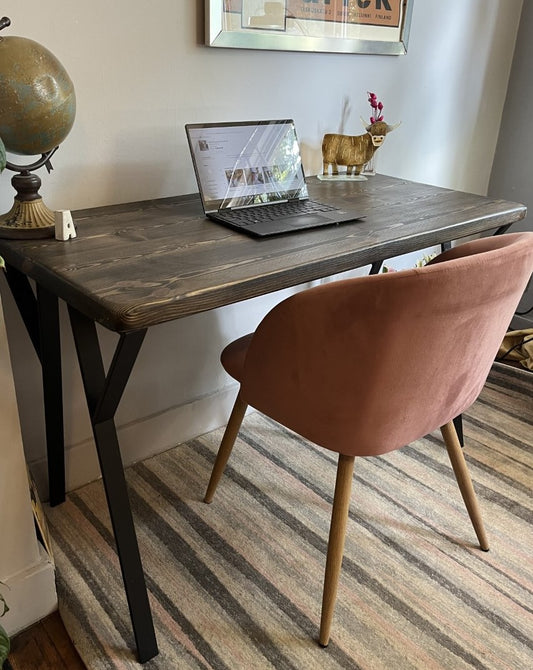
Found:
0,175 -> 526,333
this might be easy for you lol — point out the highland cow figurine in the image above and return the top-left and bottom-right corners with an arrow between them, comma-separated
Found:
322,92 -> 399,176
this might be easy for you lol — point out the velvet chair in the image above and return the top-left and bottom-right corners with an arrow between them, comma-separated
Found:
204,232 -> 533,647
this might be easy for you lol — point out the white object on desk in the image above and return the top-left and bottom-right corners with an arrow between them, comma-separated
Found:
55,210 -> 76,241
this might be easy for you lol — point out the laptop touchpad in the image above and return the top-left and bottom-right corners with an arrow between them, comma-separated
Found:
285,214 -> 330,227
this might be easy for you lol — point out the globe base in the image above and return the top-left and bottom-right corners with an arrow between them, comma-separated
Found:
0,171 -> 55,238
0,197 -> 55,238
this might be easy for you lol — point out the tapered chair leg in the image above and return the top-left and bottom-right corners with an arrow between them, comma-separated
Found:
204,391 -> 248,503
441,421 -> 489,551
319,453 -> 355,647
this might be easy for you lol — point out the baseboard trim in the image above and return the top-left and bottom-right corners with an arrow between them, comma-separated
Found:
30,385 -> 243,499
2,546 -> 57,636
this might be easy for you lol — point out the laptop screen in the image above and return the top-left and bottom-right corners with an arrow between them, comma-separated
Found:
185,120 -> 308,213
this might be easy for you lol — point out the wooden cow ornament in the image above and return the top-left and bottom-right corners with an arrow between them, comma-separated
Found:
322,119 -> 399,176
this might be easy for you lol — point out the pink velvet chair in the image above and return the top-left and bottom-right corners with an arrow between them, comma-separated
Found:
204,232 -> 533,647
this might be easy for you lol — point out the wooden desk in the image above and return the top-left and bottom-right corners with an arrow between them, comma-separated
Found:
0,175 -> 526,662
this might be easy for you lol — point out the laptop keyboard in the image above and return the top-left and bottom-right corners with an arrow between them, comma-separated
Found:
217,199 -> 337,225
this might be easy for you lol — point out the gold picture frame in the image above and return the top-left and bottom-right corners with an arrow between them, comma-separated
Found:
206,1 -> 414,55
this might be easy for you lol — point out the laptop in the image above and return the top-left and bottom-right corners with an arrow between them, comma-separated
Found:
185,119 -> 363,237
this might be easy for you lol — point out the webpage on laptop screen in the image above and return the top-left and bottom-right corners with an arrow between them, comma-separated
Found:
188,121 -> 308,211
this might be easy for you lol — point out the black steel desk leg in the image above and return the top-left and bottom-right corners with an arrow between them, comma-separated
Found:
3,266 -> 66,506
37,285 -> 66,506
68,306 -> 158,663
92,417 -> 158,663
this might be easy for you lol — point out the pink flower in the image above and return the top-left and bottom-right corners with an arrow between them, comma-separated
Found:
367,92 -> 385,124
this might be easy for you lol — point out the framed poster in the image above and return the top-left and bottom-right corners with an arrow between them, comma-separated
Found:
206,1 -> 414,55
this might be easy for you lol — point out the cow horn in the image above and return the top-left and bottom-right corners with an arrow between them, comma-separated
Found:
361,116 -> 372,132
386,121 -> 401,132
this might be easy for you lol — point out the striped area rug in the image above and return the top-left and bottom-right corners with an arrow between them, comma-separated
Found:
45,364 -> 532,669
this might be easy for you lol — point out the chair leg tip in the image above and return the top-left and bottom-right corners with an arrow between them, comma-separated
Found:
318,632 -> 330,648
203,495 -> 213,504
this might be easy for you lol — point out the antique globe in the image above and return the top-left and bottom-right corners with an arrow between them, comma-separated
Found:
0,17 -> 76,237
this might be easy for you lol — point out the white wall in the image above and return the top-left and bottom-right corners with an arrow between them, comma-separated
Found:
0,0 -> 524,497
489,0 -> 532,328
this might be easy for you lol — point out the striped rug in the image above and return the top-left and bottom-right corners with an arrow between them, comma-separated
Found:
45,363 -> 533,670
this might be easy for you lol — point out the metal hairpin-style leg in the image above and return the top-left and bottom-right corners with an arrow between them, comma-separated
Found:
3,267 -> 66,505
67,306 -> 158,663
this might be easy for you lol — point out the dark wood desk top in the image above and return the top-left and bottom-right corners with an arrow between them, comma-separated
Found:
0,175 -> 526,332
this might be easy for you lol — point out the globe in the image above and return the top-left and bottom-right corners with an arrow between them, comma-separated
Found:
0,34 -> 76,156
0,18 -> 76,238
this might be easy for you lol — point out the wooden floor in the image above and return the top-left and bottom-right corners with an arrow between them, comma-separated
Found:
7,611 -> 85,670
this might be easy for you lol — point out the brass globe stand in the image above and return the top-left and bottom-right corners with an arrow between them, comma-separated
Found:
0,148 -> 58,239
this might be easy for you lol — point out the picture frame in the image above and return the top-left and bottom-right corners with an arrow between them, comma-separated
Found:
206,1 -> 414,56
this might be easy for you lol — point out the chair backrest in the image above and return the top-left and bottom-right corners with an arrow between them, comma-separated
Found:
240,233 -> 533,457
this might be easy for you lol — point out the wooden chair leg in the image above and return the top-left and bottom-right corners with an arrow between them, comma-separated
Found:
319,453 -> 355,647
440,421 -> 489,551
204,391 -> 248,504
